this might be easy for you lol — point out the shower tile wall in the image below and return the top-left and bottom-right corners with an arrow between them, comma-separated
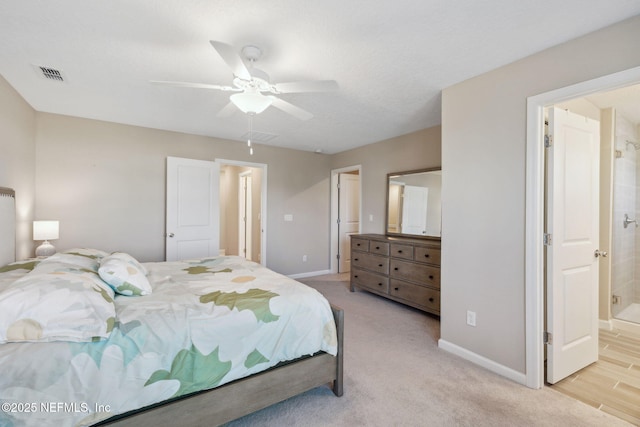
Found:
612,112 -> 640,317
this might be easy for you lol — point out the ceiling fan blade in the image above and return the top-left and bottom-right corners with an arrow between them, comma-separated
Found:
216,102 -> 237,118
209,41 -> 252,81
270,97 -> 313,121
150,80 -> 239,91
273,80 -> 339,94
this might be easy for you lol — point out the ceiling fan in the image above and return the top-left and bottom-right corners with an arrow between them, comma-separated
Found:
151,41 -> 338,120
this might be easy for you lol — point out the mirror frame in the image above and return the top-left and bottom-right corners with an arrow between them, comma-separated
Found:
385,167 -> 442,240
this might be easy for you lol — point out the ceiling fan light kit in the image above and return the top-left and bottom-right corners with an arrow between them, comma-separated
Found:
230,91 -> 273,114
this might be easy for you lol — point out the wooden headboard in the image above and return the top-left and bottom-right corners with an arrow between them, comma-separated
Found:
0,187 -> 16,266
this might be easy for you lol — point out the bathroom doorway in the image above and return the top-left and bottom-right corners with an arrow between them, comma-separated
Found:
541,82 -> 640,423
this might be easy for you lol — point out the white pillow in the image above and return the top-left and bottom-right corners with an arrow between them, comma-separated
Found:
98,252 -> 152,296
0,260 -> 116,344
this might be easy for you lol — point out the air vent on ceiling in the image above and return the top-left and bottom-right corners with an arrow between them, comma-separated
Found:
34,65 -> 66,82
240,130 -> 278,142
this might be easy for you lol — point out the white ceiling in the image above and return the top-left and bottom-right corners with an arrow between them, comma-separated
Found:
1,1 -> 639,154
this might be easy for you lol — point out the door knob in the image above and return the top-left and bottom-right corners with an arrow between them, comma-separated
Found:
594,249 -> 607,258
167,232 -> 175,238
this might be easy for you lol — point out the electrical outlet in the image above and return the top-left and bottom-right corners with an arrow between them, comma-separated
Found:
466,310 -> 476,327
302,255 -> 307,262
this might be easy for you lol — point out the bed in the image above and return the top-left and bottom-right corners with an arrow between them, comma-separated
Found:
0,188 -> 344,427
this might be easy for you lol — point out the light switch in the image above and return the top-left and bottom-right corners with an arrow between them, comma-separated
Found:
284,214 -> 293,222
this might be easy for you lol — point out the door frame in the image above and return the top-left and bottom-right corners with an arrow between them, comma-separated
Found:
330,165 -> 362,273
217,158 -> 267,266
525,66 -> 640,389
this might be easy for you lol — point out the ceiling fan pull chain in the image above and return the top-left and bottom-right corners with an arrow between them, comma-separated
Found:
248,113 -> 254,155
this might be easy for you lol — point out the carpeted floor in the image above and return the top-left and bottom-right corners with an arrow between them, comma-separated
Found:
223,275 -> 631,426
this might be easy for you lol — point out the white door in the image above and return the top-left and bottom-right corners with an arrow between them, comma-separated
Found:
546,107 -> 600,384
338,173 -> 360,272
166,157 -> 220,261
238,172 -> 252,260
402,185 -> 428,235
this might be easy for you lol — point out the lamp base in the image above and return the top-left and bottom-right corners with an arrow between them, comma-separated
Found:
35,241 -> 56,258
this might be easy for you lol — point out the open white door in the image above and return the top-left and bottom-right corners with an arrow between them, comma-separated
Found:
546,107 -> 600,384
338,173 -> 360,272
166,157 -> 220,261
238,172 -> 252,260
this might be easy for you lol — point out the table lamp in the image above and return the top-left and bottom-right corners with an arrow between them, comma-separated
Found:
34,220 -> 59,257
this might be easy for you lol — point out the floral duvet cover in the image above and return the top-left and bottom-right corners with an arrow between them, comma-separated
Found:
0,255 -> 337,427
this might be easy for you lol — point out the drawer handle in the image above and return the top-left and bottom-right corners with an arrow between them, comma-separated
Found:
429,275 -> 434,280
378,283 -> 383,287
394,267 -> 399,271
354,258 -> 359,261
398,250 -> 403,253
429,297 -> 434,303
376,246 -> 380,250
378,264 -> 383,267
425,254 -> 430,258
354,275 -> 358,278
394,287 -> 399,291
357,243 -> 361,246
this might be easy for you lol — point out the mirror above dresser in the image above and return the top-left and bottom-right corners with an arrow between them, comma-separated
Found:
386,167 -> 441,239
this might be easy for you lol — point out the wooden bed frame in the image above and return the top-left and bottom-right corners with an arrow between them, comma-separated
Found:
98,304 -> 344,426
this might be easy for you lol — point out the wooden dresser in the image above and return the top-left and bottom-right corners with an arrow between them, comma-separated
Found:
350,234 -> 441,316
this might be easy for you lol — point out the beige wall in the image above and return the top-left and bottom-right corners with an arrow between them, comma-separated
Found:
0,75 -> 36,260
331,126 -> 441,234
34,112 -> 331,275
441,15 -> 640,373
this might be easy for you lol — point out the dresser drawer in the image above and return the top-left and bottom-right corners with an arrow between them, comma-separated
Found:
352,268 -> 389,293
390,259 -> 440,288
390,279 -> 440,313
414,246 -> 441,265
390,243 -> 413,260
351,237 -> 369,252
352,252 -> 389,275
369,241 -> 390,256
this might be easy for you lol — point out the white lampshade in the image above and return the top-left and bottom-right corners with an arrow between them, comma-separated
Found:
230,92 -> 273,114
33,220 -> 59,241
34,220 -> 59,257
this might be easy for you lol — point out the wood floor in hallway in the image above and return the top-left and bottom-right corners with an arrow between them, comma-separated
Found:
552,327 -> 640,425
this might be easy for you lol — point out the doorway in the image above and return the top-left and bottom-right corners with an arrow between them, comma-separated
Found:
525,66 -> 640,389
547,90 -> 640,423
330,165 -> 362,274
218,159 -> 267,265
238,171 -> 253,260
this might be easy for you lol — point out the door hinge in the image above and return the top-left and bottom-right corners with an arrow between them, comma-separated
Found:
337,253 -> 341,260
543,233 -> 552,246
544,134 -> 553,148
544,331 -> 553,345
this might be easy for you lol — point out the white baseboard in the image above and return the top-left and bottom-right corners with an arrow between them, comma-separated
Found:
288,269 -> 333,279
438,339 -> 527,386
